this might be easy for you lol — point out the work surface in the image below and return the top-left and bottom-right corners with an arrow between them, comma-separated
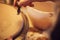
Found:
0,3 -> 24,40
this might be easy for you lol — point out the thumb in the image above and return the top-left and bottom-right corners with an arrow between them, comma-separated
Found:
17,0 -> 29,6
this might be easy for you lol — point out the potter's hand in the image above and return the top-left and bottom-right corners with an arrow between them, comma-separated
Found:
14,0 -> 34,7
13,0 -> 54,7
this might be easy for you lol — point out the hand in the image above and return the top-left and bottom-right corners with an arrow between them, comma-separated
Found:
14,0 -> 34,7
13,0 -> 54,7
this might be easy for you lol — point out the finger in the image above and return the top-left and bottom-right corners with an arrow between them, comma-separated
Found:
28,2 -> 34,7
13,0 -> 17,6
17,0 -> 29,6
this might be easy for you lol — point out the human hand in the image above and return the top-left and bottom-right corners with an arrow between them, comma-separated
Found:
13,0 -> 54,7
